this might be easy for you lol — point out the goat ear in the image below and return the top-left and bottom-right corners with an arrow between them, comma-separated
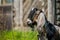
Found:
32,7 -> 38,11
39,9 -> 43,13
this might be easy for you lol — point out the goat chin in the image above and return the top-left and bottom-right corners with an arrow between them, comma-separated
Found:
54,25 -> 60,34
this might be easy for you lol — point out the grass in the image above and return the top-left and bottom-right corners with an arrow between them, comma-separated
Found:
0,30 -> 38,40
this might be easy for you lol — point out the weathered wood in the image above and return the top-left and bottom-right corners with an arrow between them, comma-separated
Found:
54,25 -> 60,34
23,0 -> 38,25
20,0 -> 23,27
14,0 -> 20,26
47,0 -> 54,24
23,0 -> 32,17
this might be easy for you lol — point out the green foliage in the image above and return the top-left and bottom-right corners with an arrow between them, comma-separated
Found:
0,30 -> 38,40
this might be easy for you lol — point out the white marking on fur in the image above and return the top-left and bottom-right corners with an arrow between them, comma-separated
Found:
27,19 -> 32,24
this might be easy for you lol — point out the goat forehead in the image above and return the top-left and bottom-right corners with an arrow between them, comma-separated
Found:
28,8 -> 38,18
28,11 -> 35,18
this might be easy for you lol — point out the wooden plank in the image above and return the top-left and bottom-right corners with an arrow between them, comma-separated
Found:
56,1 -> 60,3
56,13 -> 60,15
3,0 -> 6,4
56,8 -> 60,9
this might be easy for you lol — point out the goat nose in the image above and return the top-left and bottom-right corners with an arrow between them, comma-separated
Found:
27,19 -> 32,24
27,21 -> 32,24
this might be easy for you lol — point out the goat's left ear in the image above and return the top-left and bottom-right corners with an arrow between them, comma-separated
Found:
38,9 -> 43,12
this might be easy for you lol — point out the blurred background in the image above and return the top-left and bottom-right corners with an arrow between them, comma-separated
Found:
0,0 -> 60,40
0,0 -> 60,31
